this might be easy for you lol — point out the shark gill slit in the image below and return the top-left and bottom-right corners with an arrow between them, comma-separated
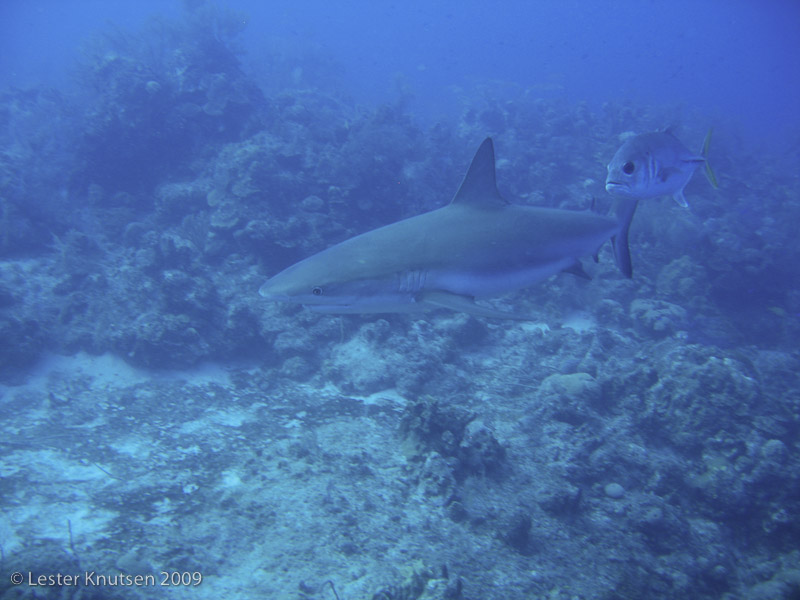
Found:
397,269 -> 428,294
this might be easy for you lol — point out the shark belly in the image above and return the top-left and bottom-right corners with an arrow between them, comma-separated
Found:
428,257 -> 575,298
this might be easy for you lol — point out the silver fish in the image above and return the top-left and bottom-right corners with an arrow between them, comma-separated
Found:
606,128 -> 717,207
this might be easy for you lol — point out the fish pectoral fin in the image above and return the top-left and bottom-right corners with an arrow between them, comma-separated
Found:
659,166 -> 682,182
420,291 -> 533,321
682,156 -> 707,165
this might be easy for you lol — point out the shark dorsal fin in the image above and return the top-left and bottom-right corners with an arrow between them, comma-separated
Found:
450,137 -> 508,207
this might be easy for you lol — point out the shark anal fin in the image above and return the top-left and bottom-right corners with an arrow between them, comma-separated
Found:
421,290 -> 532,320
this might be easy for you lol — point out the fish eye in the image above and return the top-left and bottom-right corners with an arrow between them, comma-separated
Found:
311,286 -> 323,296
622,161 -> 635,175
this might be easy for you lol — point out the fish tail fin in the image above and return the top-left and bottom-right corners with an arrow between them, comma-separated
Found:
701,128 -> 719,189
611,198 -> 639,278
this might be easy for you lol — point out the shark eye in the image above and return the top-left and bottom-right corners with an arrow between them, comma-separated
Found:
311,286 -> 323,296
622,161 -> 635,175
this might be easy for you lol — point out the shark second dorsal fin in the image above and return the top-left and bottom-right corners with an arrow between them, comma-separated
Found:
450,137 -> 508,207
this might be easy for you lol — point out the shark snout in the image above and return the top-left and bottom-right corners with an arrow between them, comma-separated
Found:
258,280 -> 289,302
258,281 -> 274,298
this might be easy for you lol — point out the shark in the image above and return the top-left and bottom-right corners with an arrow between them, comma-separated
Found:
259,138 -> 639,320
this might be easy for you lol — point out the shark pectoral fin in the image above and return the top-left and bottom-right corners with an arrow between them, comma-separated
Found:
672,190 -> 690,208
421,291 -> 533,321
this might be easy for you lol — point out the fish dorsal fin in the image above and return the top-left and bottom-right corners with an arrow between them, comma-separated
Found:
450,137 -> 508,207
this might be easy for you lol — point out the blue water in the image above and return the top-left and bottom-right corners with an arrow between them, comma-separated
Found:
1,2 -> 800,599
2,0 -> 799,149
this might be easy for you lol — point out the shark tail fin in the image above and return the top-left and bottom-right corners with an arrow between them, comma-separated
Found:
610,198 -> 639,278
701,128 -> 719,189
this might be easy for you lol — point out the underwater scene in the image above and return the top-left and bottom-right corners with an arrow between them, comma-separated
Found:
1,1 -> 799,599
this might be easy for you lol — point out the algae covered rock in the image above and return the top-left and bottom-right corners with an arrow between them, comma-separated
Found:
161,269 -> 219,318
326,320 -> 400,394
0,316 -> 45,383
630,298 -> 687,336
121,312 -> 210,368
155,180 -> 210,223
401,397 -> 505,480
643,346 -> 760,451
536,372 -> 604,424
656,255 -> 708,300
209,201 -> 242,232
538,372 -> 601,403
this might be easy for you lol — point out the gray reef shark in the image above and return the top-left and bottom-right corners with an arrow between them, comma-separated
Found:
259,138 -> 639,320
605,128 -> 718,208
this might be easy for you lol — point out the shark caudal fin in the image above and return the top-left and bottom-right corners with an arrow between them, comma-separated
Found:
610,198 -> 639,278
701,128 -> 719,189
